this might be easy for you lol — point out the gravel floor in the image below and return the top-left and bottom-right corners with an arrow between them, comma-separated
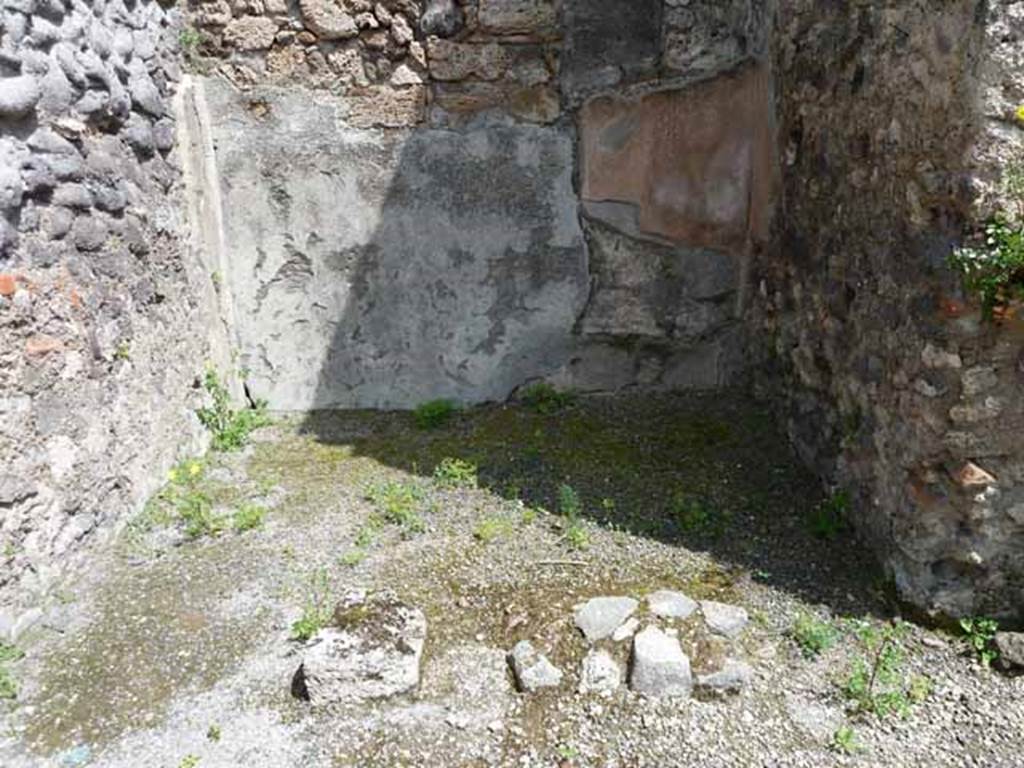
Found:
0,392 -> 1021,768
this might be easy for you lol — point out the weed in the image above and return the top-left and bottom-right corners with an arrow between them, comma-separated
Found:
950,216 -> 1024,317
832,725 -> 860,754
354,519 -> 381,548
908,674 -> 933,703
178,756 -> 200,768
179,26 -> 202,53
433,457 -> 478,489
414,399 -> 457,429
113,341 -> 131,361
0,644 -> 20,700
0,669 -> 15,700
558,484 -> 581,518
366,481 -> 425,533
521,382 -> 575,414
808,490 -> 848,539
959,616 -> 999,667
197,367 -> 271,452
671,493 -> 712,536
339,549 -> 367,567
232,504 -> 266,533
150,460 -> 226,539
842,620 -> 919,718
521,506 -> 539,525
557,484 -> 589,550
206,724 -> 222,742
564,520 -> 590,550
791,613 -> 839,658
474,516 -> 514,543
556,745 -> 579,760
291,568 -> 332,642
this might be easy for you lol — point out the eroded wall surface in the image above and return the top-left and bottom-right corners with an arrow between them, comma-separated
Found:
186,0 -> 776,409
761,0 -> 1024,618
0,0 -> 228,629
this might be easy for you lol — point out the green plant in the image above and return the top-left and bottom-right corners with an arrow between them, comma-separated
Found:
232,504 -> 266,533
413,399 -> 457,429
521,382 -> 575,415
196,367 -> 271,452
671,495 -> 712,532
791,613 -> 839,658
564,520 -> 590,550
556,484 -> 588,550
433,457 -> 478,489
950,216 -> 1024,317
291,568 -> 332,642
0,643 -> 21,700
178,756 -> 200,768
207,724 -> 222,742
959,616 -> 999,668
179,26 -> 202,55
808,490 -> 848,539
366,481 -> 425,533
339,548 -> 367,567
474,516 -> 513,543
113,340 -> 131,361
832,725 -> 860,755
842,620 -> 919,718
558,484 -> 581,518
152,459 -> 228,539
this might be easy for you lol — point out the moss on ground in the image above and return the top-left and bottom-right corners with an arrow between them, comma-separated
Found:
16,391 -> 882,762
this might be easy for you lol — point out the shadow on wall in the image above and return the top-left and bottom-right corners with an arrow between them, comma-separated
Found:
194,76 -> 589,412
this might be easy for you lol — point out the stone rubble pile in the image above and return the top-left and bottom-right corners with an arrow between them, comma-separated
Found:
508,589 -> 754,700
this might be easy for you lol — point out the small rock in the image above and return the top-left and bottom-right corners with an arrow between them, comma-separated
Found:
128,70 -> 164,116
696,659 -> 753,695
298,0 -> 358,39
0,75 -> 41,117
574,596 -> 638,641
647,590 -> 698,619
421,0 -> 463,37
508,640 -> 562,692
700,600 -> 749,639
293,590 -> 427,706
578,649 -> 621,694
612,617 -> 639,642
223,15 -> 279,51
629,626 -> 691,698
995,632 -> 1024,671
71,215 -> 108,251
0,166 -> 24,211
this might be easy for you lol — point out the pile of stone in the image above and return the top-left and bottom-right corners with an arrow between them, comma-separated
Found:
508,590 -> 755,699
290,587 -> 754,710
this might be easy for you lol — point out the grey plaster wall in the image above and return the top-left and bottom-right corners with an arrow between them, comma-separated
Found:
192,78 -> 588,409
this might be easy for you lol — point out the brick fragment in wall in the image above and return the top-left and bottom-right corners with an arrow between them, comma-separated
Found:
298,0 -> 359,39
477,0 -> 557,37
430,82 -> 560,125
343,84 -> 426,127
427,39 -> 509,81
223,16 -> 280,50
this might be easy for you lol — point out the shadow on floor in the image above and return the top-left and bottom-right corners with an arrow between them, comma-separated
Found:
298,389 -> 890,620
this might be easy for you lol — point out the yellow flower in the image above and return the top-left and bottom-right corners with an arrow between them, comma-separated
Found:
189,462 -> 202,477
1016,104 -> 1024,123
167,469 -> 179,483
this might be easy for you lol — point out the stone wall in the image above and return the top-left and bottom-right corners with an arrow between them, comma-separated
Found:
0,0 -> 229,630
760,0 -> 1024,619
183,0 -> 776,409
